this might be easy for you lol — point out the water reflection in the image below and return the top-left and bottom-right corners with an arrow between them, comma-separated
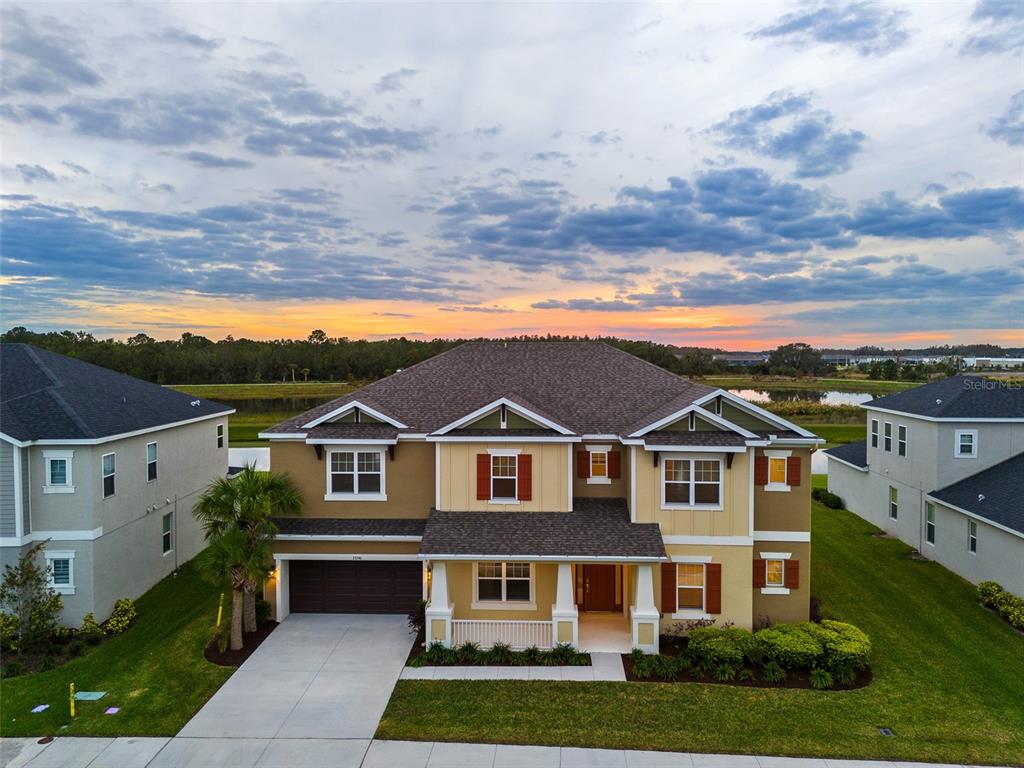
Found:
728,389 -> 873,406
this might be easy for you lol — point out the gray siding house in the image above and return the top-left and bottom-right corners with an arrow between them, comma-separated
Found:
826,376 -> 1023,597
1,344 -> 233,623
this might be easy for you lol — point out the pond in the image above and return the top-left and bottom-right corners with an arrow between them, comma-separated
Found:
727,389 -> 874,406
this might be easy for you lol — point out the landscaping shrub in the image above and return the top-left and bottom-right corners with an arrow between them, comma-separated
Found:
66,638 -> 86,658
423,641 -> 456,665
0,542 -> 65,654
0,612 -> 18,653
487,641 -> 513,664
407,599 -> 426,637
809,595 -> 823,623
810,668 -> 834,690
523,645 -> 542,664
817,620 -> 871,676
688,626 -> 752,673
2,660 -> 24,678
754,623 -> 824,669
255,599 -> 272,625
811,487 -> 844,509
455,641 -> 484,664
79,612 -> 105,637
39,655 -> 56,672
977,581 -> 1024,630
761,660 -> 786,683
105,598 -> 137,634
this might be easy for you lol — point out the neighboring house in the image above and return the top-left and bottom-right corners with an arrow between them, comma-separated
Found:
710,352 -> 768,367
825,376 -> 1024,597
0,344 -> 233,623
260,342 -> 822,653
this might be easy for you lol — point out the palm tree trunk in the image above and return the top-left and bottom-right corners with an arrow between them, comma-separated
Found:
243,583 -> 257,633
230,588 -> 244,651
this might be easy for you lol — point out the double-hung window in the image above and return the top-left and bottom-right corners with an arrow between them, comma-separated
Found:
883,422 -> 892,452
162,512 -> 174,554
663,456 -> 722,508
676,563 -> 705,610
968,520 -> 977,553
764,450 -> 792,492
217,424 -> 225,449
101,453 -> 116,498
955,430 -> 977,458
925,503 -> 936,545
491,455 -> 518,501
870,419 -> 879,448
44,550 -> 75,595
327,449 -> 385,499
889,486 -> 898,520
43,450 -> 74,494
147,442 -> 158,481
765,558 -> 786,588
475,562 -> 533,607
897,425 -> 907,457
589,449 -> 609,484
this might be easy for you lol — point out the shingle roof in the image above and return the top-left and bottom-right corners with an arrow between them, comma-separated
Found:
865,376 -> 1024,419
272,517 -> 426,537
642,431 -> 748,447
0,344 -> 232,442
824,440 -> 868,468
305,423 -> 400,441
419,497 -> 666,559
266,341 -> 717,437
928,453 -> 1024,535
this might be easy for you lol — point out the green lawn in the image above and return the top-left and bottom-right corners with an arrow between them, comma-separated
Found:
166,381 -> 363,400
377,478 -> 1024,765
801,422 -> 865,447
0,560 -> 232,737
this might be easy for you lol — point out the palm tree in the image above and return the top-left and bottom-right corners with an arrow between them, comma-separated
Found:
194,467 -> 303,634
197,529 -> 250,651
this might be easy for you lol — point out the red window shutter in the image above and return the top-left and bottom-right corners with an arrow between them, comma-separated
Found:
476,454 -> 490,500
517,454 -> 532,501
784,559 -> 799,589
753,558 -> 766,588
608,450 -> 621,479
787,456 -> 801,486
577,450 -> 590,478
660,562 -> 676,614
754,455 -> 769,486
706,563 -> 722,614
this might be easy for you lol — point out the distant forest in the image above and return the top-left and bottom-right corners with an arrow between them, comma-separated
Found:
2,327 -> 1015,385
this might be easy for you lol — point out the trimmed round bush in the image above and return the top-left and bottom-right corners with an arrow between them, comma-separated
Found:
754,623 -> 824,669
687,626 -> 752,670
817,620 -> 871,674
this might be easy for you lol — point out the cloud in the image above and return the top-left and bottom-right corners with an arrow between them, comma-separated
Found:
156,27 -> 223,51
709,91 -> 866,177
375,68 -> 419,93
531,298 -> 643,312
16,164 -> 57,183
0,103 -> 62,124
61,161 -> 90,175
532,151 -> 570,161
1,6 -> 103,94
587,130 -> 621,145
182,151 -> 255,169
474,124 -> 504,138
961,0 -> 1024,55
985,90 -> 1024,145
0,199 -> 464,304
850,187 -> 1024,239
751,2 -> 910,56
272,187 -> 340,204
59,93 -> 234,145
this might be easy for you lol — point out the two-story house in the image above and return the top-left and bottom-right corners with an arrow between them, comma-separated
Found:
261,342 -> 821,653
0,344 -> 233,623
825,376 -> 1023,596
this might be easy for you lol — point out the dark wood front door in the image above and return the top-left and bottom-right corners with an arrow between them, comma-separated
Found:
289,560 -> 422,614
583,564 -> 616,611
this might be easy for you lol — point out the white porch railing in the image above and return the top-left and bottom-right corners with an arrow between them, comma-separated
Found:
451,619 -> 553,650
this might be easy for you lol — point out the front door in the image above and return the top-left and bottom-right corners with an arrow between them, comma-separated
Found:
583,564 -> 616,611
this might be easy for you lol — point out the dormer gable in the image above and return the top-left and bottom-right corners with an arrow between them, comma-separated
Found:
301,400 -> 408,430
431,396 -> 575,436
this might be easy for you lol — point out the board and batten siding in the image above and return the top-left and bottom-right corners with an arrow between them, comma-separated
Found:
439,442 -> 570,512
0,440 -> 15,537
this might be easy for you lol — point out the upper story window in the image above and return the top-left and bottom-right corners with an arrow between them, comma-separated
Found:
955,429 -> 978,458
147,442 -> 158,482
897,425 -> 907,457
590,451 -> 607,479
577,446 -> 620,485
43,450 -> 75,494
870,419 -> 879,448
217,424 -> 225,449
883,422 -> 893,452
102,452 -> 116,498
44,550 -> 75,595
476,452 -> 532,503
491,455 -> 517,501
662,456 -> 722,509
326,449 -> 385,500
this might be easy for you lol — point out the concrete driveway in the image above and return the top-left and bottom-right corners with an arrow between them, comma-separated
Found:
178,613 -> 415,740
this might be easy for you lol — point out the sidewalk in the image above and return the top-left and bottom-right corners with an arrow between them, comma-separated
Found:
0,737 -> 1003,768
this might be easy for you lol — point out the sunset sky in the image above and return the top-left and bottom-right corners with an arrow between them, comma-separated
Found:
2,2 -> 1022,349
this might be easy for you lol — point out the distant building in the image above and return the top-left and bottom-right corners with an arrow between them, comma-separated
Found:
962,357 -> 1024,370
712,352 -> 767,367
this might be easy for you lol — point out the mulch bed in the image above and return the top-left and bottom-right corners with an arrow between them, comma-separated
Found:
204,621 -> 278,667
405,630 -> 593,667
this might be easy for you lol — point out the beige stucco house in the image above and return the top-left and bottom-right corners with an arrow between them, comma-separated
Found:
262,341 -> 822,653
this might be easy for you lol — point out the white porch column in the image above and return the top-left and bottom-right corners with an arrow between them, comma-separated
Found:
630,563 -> 660,654
551,562 -> 579,648
425,560 -> 453,647
275,558 -> 290,622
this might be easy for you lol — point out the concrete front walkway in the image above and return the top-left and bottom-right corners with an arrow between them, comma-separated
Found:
179,613 -> 416,740
1,737 -> 1003,768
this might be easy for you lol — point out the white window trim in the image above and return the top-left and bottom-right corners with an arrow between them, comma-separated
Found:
586,444 -> 612,485
101,452 -> 116,499
472,561 -> 536,610
760,551 -> 791,595
671,561 -> 709,619
764,449 -> 791,493
489,453 -> 519,504
217,423 -> 225,448
883,421 -> 893,453
661,453 -> 724,511
897,425 -> 908,457
44,550 -> 76,595
324,447 -> 387,501
147,441 -> 158,483
870,419 -> 879,448
955,429 -> 978,459
161,511 -> 174,555
42,450 -> 75,494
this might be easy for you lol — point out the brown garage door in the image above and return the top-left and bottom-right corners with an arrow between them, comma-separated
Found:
289,560 -> 423,614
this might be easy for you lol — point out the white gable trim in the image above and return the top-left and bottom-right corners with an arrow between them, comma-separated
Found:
431,397 -> 575,436
301,400 -> 408,430
629,404 -> 758,439
695,390 -> 816,438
